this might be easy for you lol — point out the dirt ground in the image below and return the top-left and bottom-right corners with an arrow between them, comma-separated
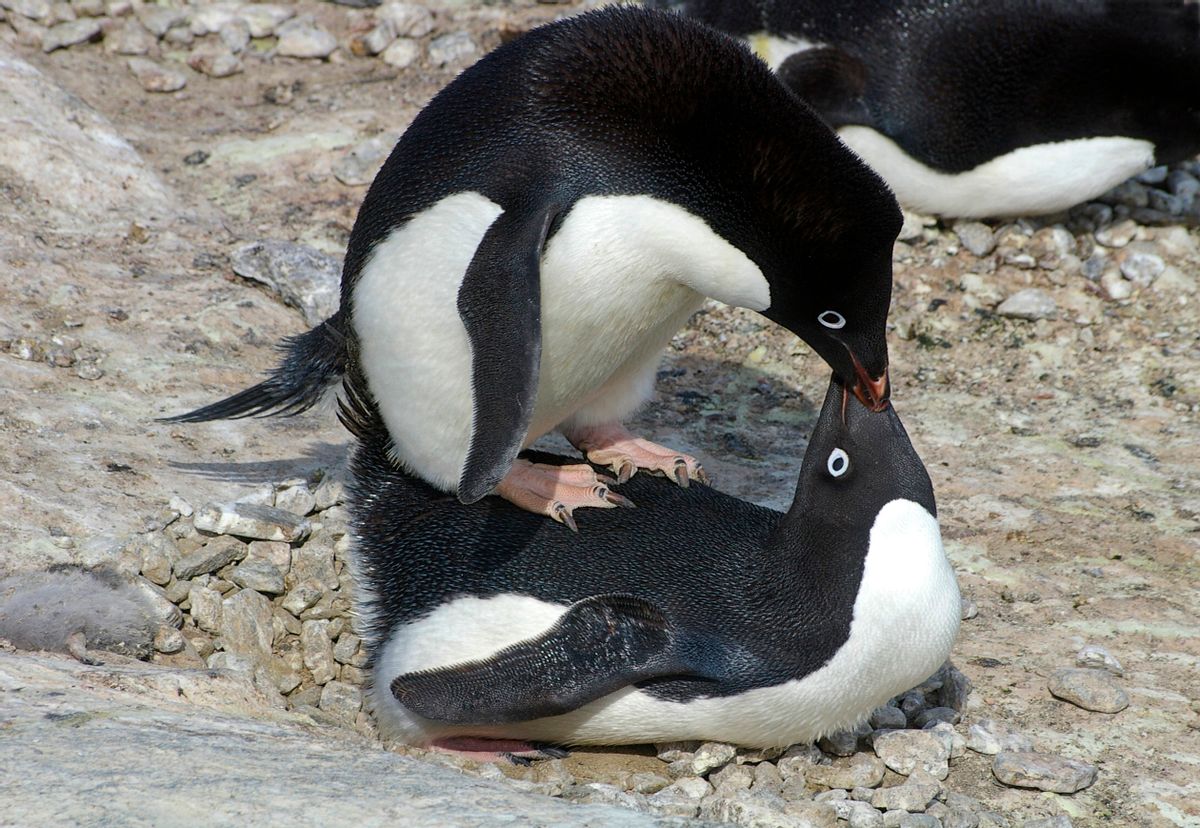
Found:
2,2 -> 1198,826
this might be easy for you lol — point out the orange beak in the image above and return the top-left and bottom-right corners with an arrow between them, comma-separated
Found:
849,352 -> 890,412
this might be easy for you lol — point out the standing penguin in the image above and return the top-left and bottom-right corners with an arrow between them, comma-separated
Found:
347,374 -> 960,755
169,7 -> 901,527
652,0 -> 1200,217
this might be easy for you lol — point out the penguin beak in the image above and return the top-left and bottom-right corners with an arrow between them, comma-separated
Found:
848,351 -> 890,413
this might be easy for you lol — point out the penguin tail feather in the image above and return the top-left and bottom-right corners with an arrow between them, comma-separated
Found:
162,312 -> 348,423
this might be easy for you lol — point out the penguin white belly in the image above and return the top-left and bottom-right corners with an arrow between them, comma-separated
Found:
838,126 -> 1155,218
353,193 -> 766,492
370,499 -> 960,747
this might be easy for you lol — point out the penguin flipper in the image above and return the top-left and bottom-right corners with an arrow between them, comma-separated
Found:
456,201 -> 561,504
390,594 -> 716,725
775,47 -> 872,128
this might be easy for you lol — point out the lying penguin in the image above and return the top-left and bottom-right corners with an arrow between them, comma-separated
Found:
345,374 -> 961,756
651,0 -> 1200,217
167,7 -> 901,528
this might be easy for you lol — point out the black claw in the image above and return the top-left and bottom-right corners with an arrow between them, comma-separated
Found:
673,460 -> 690,488
554,503 -> 578,533
503,753 -> 534,767
534,745 -> 571,759
616,461 -> 635,485
695,465 -> 711,485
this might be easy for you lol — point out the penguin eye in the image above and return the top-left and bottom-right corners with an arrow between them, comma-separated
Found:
827,448 -> 850,478
818,310 -> 846,330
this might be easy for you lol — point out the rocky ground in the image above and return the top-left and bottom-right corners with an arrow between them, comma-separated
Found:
1,1 -> 1198,826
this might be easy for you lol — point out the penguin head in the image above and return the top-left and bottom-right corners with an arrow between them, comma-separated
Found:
783,373 -> 935,539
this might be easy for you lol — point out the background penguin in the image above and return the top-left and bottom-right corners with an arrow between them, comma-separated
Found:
344,374 -> 960,755
649,0 -> 1200,218
167,7 -> 902,528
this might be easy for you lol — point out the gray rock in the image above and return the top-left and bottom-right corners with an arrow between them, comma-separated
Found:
965,718 -> 1033,755
814,789 -> 847,803
1136,165 -> 1169,185
991,752 -> 1097,793
41,17 -> 100,51
134,534 -> 174,586
691,741 -> 737,776
239,3 -> 293,38
231,240 -> 339,327
229,558 -> 286,595
1074,644 -> 1123,676
318,679 -> 362,725
313,477 -> 345,511
219,589 -> 273,664
4,653 -> 672,825
131,579 -> 183,630
977,813 -> 1011,828
700,788 -> 794,827
738,745 -> 787,764
246,540 -> 291,572
276,17 -> 336,59
1094,219 -> 1138,248
194,502 -> 311,543
1167,170 -> 1200,201
188,586 -> 223,633
427,31 -> 476,66
848,802 -> 886,828
784,799 -> 840,827
898,210 -> 925,243
301,619 -> 336,685
711,763 -> 755,793
870,705 -> 908,730
281,580 -> 324,616
1047,668 -> 1129,713
564,783 -> 647,810
806,754 -> 885,790
154,625 -> 185,654
2,0 -> 51,20
218,18 -> 250,53
351,19 -> 395,56
776,744 -> 823,780
188,3 -> 238,36
1100,269 -> 1133,300
1119,251 -> 1165,286
332,632 -> 360,665
174,536 -> 247,580
913,707 -> 960,728
274,483 -> 316,517
134,4 -> 185,37
630,772 -> 672,795
819,725 -> 864,757
377,1 -> 433,37
332,135 -> 393,187
897,690 -> 927,721
954,222 -> 996,257
922,723 -> 965,760
870,780 -> 940,812
899,816 -> 942,828
655,776 -> 711,800
932,663 -> 973,711
944,811 -> 980,828
187,43 -> 242,78
873,730 -> 950,779
996,288 -> 1057,321
959,597 -> 978,620
126,57 -> 187,93
291,541 -> 338,592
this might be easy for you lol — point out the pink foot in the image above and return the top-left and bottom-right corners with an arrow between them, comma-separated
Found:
494,458 -> 633,531
430,736 -> 569,765
564,423 -> 709,488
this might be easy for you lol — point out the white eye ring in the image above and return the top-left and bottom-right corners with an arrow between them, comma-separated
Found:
827,448 -> 850,477
818,310 -> 846,330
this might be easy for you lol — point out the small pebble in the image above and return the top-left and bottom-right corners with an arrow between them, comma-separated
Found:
1094,219 -> 1138,248
689,742 -> 737,776
153,625 -> 185,654
276,18 -> 337,59
996,288 -> 1057,321
1074,645 -> 1124,676
873,729 -> 950,779
174,536 -> 247,580
126,57 -> 187,93
1047,668 -> 1129,713
187,44 -> 243,78
41,16 -> 100,51
954,221 -> 996,257
871,779 -> 941,812
992,751 -> 1097,793
806,754 -> 886,790
1021,818 -> 1073,828
427,31 -> 476,66
238,3 -> 293,38
377,1 -> 433,37
193,501 -> 311,543
1118,251 -> 1164,286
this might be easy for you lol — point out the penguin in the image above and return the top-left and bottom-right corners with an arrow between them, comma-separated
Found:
167,7 -> 901,528
344,373 -> 961,755
649,0 -> 1200,218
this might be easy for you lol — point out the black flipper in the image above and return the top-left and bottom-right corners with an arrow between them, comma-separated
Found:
455,201 -> 561,504
391,594 -> 716,724
776,47 -> 872,128
162,311 -> 348,422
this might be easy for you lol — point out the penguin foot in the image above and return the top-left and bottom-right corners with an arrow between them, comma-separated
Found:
495,460 -> 633,531
564,423 -> 709,488
429,736 -> 569,764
